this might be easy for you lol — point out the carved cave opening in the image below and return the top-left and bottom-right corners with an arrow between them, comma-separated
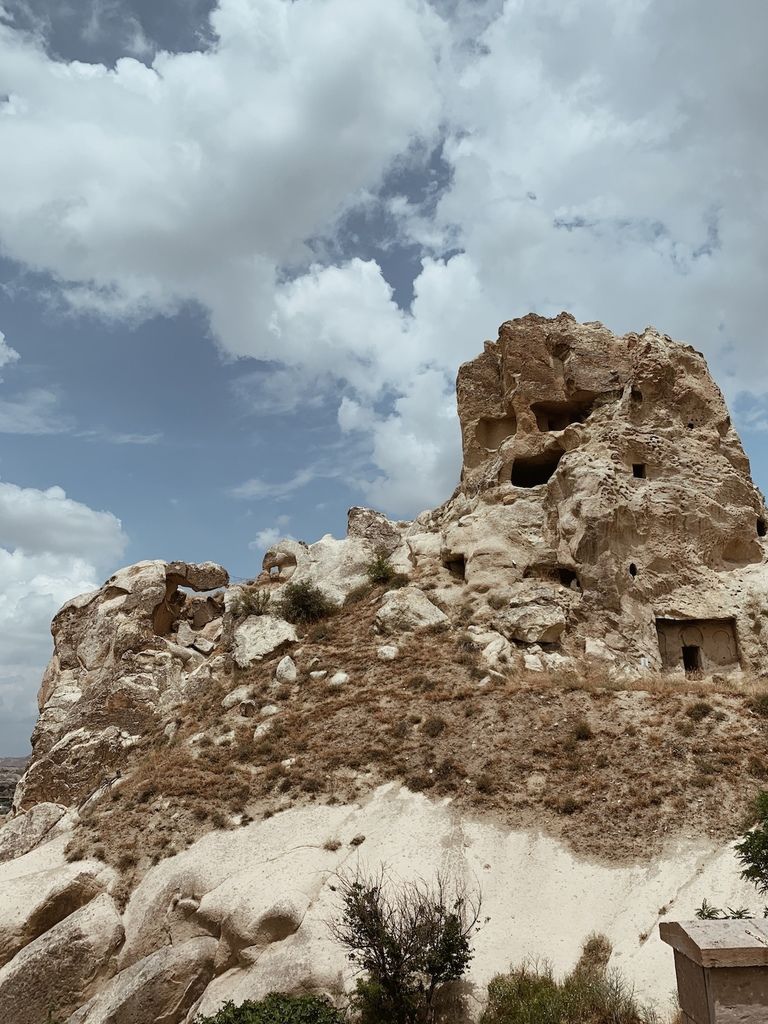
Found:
511,448 -> 564,488
632,463 -> 647,479
682,645 -> 702,676
656,617 -> 740,675
532,398 -> 594,433
476,415 -> 517,451
443,554 -> 466,580
758,518 -> 767,538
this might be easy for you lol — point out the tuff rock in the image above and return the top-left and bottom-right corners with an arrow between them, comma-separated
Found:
4,314 -> 768,1023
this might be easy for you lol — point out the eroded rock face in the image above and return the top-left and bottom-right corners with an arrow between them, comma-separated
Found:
14,560 -> 229,810
6,313 -> 768,1024
0,893 -> 124,1024
447,312 -> 768,674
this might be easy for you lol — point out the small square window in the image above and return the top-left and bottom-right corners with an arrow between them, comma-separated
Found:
632,463 -> 647,479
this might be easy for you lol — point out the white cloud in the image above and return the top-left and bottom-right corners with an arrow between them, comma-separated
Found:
0,480 -> 127,558
0,329 -> 19,374
0,387 -> 69,434
247,526 -> 281,551
0,480 -> 128,749
247,515 -> 293,556
0,0 -> 767,517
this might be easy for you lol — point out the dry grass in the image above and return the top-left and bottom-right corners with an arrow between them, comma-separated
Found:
67,580 -> 768,892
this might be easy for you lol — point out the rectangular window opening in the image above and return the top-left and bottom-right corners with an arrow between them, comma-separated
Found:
633,463 -> 647,479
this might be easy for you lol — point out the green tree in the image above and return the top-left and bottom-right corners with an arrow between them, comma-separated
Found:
331,869 -> 481,1024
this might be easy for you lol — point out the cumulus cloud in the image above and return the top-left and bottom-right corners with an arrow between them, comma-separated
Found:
0,0 -> 767,516
0,480 -> 127,751
0,330 -> 19,373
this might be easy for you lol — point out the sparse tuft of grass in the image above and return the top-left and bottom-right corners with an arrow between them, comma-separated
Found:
686,701 -> 713,722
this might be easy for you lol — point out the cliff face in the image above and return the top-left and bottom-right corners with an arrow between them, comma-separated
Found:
3,314 -> 768,1023
454,312 -> 767,675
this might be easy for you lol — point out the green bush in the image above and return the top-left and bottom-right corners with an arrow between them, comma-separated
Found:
480,935 -> 658,1024
366,551 -> 397,585
279,581 -> 335,624
193,993 -> 344,1024
230,585 -> 271,618
736,790 -> 768,894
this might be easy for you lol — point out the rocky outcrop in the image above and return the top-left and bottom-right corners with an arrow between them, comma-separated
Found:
5,314 -> 768,1023
0,893 -> 123,1024
66,937 -> 217,1024
451,312 -> 768,674
13,560 -> 229,810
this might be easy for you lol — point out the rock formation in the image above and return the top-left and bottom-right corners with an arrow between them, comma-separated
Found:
3,313 -> 768,1023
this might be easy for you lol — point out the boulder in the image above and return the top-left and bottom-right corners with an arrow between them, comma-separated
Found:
346,507 -> 403,555
66,937 -> 217,1024
377,645 -> 399,661
0,893 -> 123,1024
0,862 -> 107,967
375,587 -> 448,632
275,655 -> 297,684
233,616 -> 298,668
497,604 -> 567,644
0,803 -> 67,864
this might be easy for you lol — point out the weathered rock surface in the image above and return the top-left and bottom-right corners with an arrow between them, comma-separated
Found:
375,587 -> 449,632
0,893 -> 123,1024
453,312 -> 768,674
66,937 -> 217,1024
13,560 -> 228,811
0,801 -> 67,864
232,615 -> 297,668
6,313 -> 768,1022
0,861 -> 108,966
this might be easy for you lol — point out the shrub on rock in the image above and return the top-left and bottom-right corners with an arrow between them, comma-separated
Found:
193,993 -> 344,1024
279,581 -> 335,624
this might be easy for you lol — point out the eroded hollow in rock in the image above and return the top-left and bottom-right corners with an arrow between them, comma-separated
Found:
442,554 -> 466,580
152,575 -> 188,636
262,549 -> 298,582
511,448 -> 564,488
656,617 -> 740,674
531,398 -> 594,432
475,414 -> 517,450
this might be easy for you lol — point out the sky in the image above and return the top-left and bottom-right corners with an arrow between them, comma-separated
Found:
1,0 -> 767,754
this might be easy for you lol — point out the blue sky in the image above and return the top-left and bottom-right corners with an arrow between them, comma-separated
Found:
1,0 -> 767,753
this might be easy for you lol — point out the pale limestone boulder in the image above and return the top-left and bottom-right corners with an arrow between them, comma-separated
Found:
0,803 -> 67,864
0,893 -> 123,1024
275,655 -> 297,684
262,534 -> 376,606
233,615 -> 297,668
66,937 -> 217,1024
221,684 -> 256,710
377,645 -> 399,661
496,603 -> 567,644
329,671 -> 349,686
0,862 -> 108,967
375,587 -> 448,633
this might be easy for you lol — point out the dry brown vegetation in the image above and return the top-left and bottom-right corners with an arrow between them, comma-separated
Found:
68,581 -> 768,897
